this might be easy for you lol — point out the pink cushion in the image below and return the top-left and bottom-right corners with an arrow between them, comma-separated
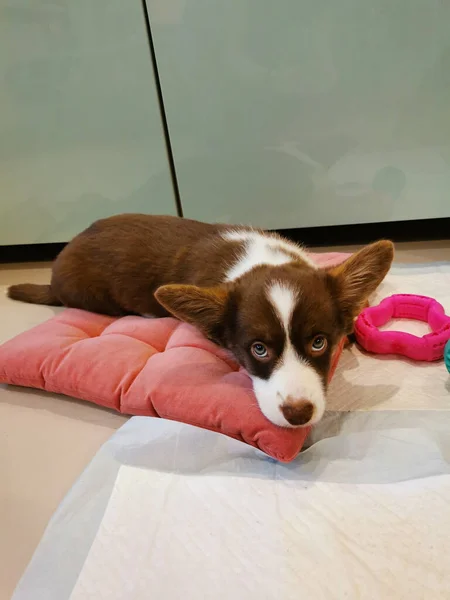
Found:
0,252 -> 349,462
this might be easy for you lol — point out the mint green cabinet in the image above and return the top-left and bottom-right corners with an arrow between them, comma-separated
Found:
148,0 -> 450,228
0,1 -> 176,245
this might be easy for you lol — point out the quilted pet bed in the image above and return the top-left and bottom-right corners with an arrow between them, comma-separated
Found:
0,252 -> 348,462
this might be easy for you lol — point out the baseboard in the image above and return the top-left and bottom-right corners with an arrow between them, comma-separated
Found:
1,217 -> 449,263
277,216 -> 450,248
0,242 -> 66,264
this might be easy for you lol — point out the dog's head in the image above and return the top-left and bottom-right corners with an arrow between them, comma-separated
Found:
155,240 -> 394,428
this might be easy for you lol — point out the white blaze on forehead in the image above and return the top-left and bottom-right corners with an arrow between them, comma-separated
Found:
268,282 -> 297,332
223,230 -> 316,282
251,281 -> 325,428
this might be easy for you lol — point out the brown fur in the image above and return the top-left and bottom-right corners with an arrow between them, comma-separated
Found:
6,283 -> 61,306
326,240 -> 395,331
9,214 -> 240,316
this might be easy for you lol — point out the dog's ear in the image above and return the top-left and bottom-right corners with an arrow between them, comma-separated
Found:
327,240 -> 394,330
155,284 -> 229,341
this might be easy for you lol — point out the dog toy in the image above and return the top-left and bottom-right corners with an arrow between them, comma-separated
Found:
354,294 -> 450,362
445,339 -> 450,373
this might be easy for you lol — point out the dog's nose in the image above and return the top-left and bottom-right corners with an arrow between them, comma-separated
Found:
281,399 -> 315,426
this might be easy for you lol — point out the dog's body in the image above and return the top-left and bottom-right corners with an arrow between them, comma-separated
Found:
8,214 -> 394,428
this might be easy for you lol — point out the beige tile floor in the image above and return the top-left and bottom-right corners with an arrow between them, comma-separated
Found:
0,265 -> 128,600
1,239 -> 450,599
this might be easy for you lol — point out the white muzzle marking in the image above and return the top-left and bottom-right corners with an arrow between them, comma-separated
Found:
253,282 -> 326,427
252,346 -> 325,427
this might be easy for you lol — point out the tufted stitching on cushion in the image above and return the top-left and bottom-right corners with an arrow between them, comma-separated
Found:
148,345 -> 240,374
99,333 -> 162,356
164,341 -> 239,370
100,317 -> 181,352
100,332 -> 162,354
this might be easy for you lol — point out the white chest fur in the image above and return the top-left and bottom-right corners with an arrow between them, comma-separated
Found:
223,230 -> 316,282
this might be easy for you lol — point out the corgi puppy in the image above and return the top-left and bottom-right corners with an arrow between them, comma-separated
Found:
8,214 -> 394,428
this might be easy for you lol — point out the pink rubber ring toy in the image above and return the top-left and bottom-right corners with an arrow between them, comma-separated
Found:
354,294 -> 450,362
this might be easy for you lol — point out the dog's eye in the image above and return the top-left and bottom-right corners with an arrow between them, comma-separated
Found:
309,335 -> 328,355
251,342 -> 270,361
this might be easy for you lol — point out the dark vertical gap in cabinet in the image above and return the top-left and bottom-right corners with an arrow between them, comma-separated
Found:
140,0 -> 183,217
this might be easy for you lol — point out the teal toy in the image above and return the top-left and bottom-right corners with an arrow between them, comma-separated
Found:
445,339 -> 450,374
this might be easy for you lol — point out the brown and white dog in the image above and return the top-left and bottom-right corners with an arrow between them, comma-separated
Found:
8,214 -> 394,428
